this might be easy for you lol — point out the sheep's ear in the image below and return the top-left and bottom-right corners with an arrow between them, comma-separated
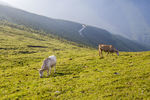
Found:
48,58 -> 51,60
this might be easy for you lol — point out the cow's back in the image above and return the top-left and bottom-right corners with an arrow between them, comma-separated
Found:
99,44 -> 113,51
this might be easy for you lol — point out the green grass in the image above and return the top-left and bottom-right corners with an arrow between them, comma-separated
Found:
0,23 -> 150,100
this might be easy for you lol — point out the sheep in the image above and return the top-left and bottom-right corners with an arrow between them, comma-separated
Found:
99,44 -> 119,58
39,55 -> 56,78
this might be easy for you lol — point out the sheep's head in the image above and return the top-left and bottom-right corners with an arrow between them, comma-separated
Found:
39,69 -> 44,78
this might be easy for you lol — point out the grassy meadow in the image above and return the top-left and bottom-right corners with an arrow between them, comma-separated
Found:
0,23 -> 150,100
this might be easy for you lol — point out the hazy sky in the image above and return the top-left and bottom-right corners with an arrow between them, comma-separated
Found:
0,0 -> 112,31
1,0 -> 97,24
0,0 -> 131,28
1,0 -> 150,38
0,0 -> 128,27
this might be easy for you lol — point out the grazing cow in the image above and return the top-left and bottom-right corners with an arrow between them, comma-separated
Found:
99,44 -> 119,57
39,55 -> 56,78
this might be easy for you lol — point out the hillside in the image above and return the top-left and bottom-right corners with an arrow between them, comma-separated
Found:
0,22 -> 150,99
86,0 -> 150,46
1,0 -> 150,46
0,4 -> 149,51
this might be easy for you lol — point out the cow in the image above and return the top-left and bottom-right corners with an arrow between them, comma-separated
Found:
99,44 -> 119,58
39,55 -> 56,78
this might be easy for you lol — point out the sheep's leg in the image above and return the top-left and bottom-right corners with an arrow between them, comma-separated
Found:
49,67 -> 51,75
47,69 -> 49,76
54,65 -> 56,73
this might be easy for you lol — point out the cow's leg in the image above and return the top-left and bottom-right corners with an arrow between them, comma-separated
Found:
107,52 -> 109,55
99,46 -> 101,56
101,49 -> 103,58
99,47 -> 103,58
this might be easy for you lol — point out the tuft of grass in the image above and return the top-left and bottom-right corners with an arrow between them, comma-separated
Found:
0,23 -> 150,99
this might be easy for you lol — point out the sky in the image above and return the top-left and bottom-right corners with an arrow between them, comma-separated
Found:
1,0 -> 150,39
0,0 -> 112,30
0,0 -> 131,26
0,0 -> 96,24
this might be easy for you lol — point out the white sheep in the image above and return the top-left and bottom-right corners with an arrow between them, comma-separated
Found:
39,55 -> 56,78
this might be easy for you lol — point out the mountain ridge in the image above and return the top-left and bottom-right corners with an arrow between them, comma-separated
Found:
0,4 -> 149,51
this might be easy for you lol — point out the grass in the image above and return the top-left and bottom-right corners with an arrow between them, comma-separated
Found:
0,23 -> 150,100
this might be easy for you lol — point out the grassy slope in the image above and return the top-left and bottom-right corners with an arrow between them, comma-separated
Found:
0,24 -> 150,100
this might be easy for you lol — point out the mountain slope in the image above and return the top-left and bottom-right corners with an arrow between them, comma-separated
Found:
1,0 -> 150,46
86,0 -> 150,46
0,21 -> 150,99
0,4 -> 149,51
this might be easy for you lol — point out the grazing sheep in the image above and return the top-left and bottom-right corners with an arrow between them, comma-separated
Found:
39,55 -> 56,78
99,44 -> 119,57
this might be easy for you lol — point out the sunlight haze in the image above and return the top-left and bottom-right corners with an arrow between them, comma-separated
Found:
1,0 -> 150,40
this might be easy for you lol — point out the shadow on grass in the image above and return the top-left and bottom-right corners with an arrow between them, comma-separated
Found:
41,72 -> 73,78
99,57 -> 104,59
54,72 -> 72,77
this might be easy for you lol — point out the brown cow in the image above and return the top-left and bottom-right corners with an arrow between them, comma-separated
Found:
99,44 -> 119,57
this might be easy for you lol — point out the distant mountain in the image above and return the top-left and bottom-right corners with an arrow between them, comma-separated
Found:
69,0 -> 150,46
93,0 -> 150,46
0,4 -> 149,51
0,0 -> 9,6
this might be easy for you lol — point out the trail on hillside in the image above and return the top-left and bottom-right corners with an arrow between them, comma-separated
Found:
78,24 -> 87,37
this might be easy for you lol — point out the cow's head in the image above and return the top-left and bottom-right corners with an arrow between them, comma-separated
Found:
116,50 -> 119,56
39,69 -> 44,78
